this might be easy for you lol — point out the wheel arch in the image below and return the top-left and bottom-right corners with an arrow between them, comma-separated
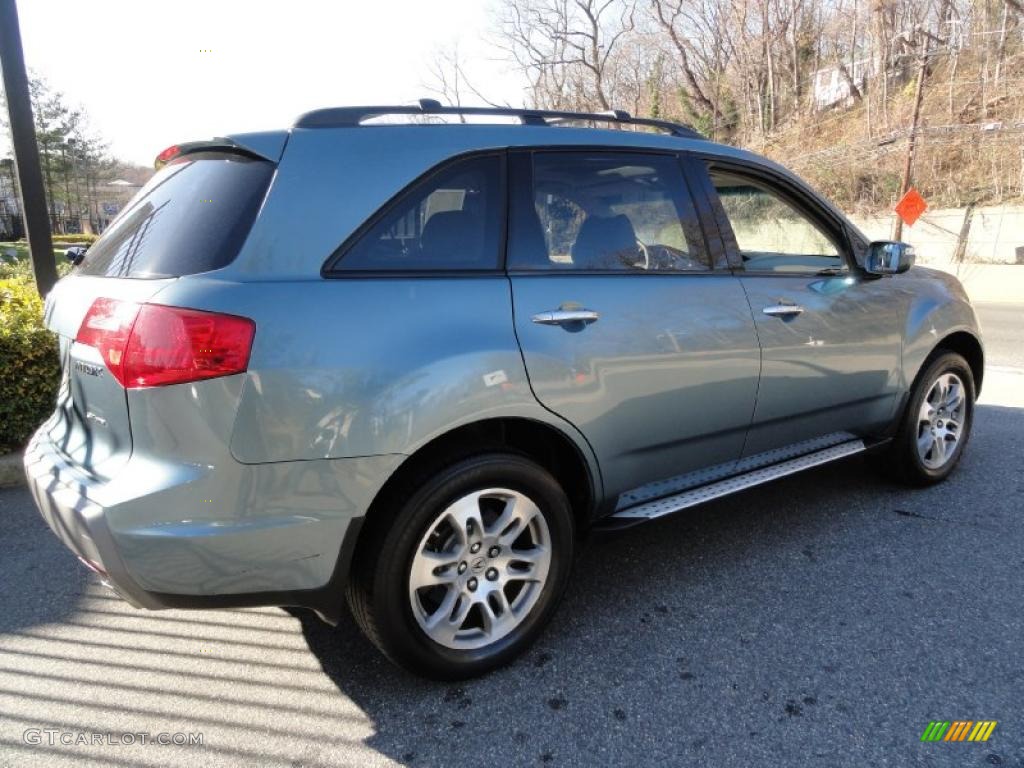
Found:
931,330 -> 984,395
900,270 -> 984,399
355,417 -> 602,551
886,327 -> 984,443
908,330 -> 985,398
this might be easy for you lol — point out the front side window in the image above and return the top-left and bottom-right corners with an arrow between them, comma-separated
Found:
338,154 -> 502,271
509,152 -> 707,272
710,170 -> 845,274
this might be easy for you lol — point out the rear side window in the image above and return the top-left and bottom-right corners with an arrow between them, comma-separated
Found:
78,152 -> 274,278
508,152 -> 707,272
335,154 -> 503,272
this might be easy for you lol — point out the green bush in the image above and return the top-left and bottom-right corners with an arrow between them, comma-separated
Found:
26,233 -> 98,245
0,256 -> 73,281
0,275 -> 60,452
0,258 -> 34,281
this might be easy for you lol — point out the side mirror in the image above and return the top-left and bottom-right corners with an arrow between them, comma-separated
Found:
65,246 -> 88,266
865,241 -> 914,275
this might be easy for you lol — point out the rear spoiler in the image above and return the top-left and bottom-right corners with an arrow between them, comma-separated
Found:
153,131 -> 288,169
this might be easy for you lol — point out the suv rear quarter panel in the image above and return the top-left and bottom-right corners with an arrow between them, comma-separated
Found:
151,276 -> 598,479
112,375 -> 402,594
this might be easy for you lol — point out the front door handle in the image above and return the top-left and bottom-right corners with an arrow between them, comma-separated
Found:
762,304 -> 805,318
531,309 -> 600,326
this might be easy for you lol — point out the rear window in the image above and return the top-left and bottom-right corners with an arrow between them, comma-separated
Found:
77,151 -> 274,278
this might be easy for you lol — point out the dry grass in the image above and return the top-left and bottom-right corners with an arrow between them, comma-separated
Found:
747,48 -> 1024,212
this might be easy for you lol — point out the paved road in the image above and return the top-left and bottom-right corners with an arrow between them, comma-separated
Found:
976,303 -> 1023,370
1,309 -> 1022,768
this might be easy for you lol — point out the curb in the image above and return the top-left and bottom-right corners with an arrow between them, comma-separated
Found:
0,452 -> 25,489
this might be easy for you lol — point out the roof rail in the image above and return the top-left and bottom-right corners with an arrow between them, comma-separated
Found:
294,98 -> 705,139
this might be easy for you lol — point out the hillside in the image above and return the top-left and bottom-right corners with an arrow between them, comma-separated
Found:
488,0 -> 1023,215
758,45 -> 1024,213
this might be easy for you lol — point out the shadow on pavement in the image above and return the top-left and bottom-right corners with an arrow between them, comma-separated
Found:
0,486 -> 88,634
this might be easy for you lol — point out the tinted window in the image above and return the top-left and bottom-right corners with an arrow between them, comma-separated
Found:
339,154 -> 502,271
710,171 -> 845,274
509,152 -> 706,272
78,152 -> 274,278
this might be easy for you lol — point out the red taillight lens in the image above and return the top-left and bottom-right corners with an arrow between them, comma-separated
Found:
76,299 -> 255,388
75,298 -> 140,385
124,304 -> 255,387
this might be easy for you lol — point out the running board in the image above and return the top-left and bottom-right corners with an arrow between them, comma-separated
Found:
609,439 -> 867,522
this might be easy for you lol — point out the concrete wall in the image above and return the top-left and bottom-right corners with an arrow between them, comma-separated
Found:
921,262 -> 1024,304
850,205 -> 1024,265
848,205 -> 1024,304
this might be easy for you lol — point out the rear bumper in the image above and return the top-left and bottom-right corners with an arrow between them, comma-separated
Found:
24,429 -> 161,610
23,424 -> 399,623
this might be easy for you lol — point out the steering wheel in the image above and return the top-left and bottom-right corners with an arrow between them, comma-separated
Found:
636,240 -> 651,270
645,244 -> 709,271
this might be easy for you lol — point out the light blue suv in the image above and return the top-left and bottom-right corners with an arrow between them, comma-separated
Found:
25,102 -> 983,679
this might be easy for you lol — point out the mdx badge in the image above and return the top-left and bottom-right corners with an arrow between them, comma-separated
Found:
74,360 -> 103,377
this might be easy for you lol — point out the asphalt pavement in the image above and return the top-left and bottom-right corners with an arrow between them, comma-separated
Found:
976,302 -> 1024,371
1,304 -> 1021,768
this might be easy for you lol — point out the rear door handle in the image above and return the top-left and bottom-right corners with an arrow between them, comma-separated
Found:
762,304 -> 804,318
531,309 -> 600,326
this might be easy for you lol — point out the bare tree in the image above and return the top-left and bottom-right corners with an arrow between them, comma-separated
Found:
487,0 -> 1023,216
423,43 -> 514,111
649,0 -> 725,120
497,0 -> 638,111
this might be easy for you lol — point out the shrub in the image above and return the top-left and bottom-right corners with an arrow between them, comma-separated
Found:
0,258 -> 34,281
0,256 -> 73,281
0,275 -> 60,452
30,233 -> 98,245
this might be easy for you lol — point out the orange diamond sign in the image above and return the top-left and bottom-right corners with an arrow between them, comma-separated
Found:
894,187 -> 928,227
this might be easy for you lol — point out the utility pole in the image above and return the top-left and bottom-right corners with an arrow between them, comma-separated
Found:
0,0 -> 57,295
951,203 -> 975,273
893,46 -> 930,241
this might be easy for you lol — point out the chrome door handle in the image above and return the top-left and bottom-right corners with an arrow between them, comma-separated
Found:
531,309 -> 600,326
762,304 -> 804,317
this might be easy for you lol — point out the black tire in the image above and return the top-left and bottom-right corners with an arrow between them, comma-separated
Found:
347,452 -> 574,680
878,351 -> 975,486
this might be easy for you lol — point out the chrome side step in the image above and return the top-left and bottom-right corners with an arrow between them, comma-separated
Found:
610,438 -> 866,521
615,431 -> 859,510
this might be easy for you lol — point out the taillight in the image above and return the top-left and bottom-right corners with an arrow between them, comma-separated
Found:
75,298 -> 139,385
76,299 -> 255,388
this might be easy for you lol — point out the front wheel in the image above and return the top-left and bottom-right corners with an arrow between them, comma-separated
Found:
347,453 -> 574,679
879,351 -> 975,485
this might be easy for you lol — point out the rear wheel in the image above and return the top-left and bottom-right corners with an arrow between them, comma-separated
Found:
878,351 -> 975,485
347,453 -> 574,679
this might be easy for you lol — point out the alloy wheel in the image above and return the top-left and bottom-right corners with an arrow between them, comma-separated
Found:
408,488 -> 551,650
916,372 -> 966,470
